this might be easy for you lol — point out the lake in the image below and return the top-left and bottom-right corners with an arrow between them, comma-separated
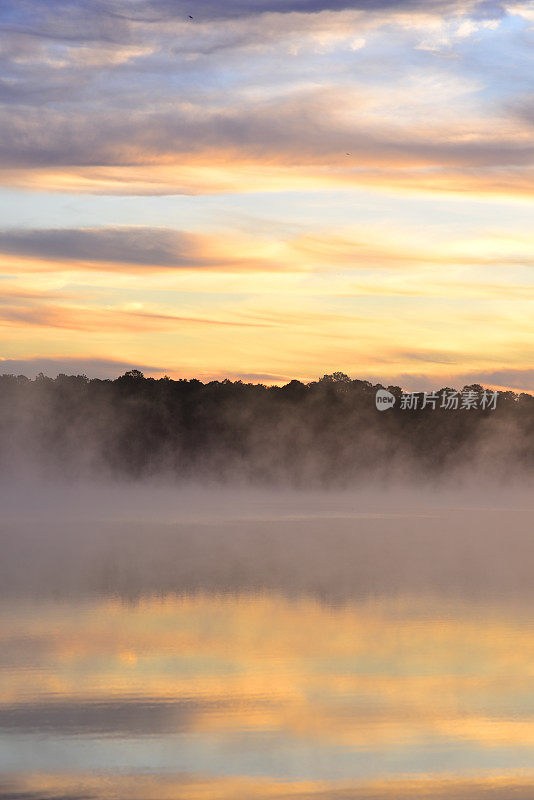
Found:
1,486 -> 533,799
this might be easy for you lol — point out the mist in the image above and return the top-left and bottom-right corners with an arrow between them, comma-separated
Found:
0,478 -> 532,603
1,371 -> 533,488
1,373 -> 534,800
1,370 -> 533,602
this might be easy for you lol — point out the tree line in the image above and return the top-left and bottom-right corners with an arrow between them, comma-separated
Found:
0,370 -> 532,483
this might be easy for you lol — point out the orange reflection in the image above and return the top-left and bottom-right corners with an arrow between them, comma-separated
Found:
1,593 -> 533,755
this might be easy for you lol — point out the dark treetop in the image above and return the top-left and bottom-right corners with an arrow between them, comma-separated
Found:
0,370 -> 532,484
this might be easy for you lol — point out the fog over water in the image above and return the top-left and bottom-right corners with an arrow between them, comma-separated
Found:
1,478 -> 533,800
1,480 -> 533,601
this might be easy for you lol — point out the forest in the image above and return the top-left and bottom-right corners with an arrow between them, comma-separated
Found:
0,370 -> 533,484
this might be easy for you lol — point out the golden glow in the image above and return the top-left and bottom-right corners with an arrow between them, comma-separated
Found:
3,772 -> 534,800
1,1 -> 533,388
2,595 -> 534,742
2,161 -> 534,200
1,593 -> 533,797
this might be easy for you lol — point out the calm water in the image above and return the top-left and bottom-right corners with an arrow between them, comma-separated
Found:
1,488 -> 533,799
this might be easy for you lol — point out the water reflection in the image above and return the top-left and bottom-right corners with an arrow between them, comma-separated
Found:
1,493 -> 534,798
1,592 -> 534,798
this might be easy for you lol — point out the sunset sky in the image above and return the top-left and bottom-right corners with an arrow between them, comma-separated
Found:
1,0 -> 533,389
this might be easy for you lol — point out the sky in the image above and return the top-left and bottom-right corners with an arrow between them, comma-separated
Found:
0,0 -> 533,389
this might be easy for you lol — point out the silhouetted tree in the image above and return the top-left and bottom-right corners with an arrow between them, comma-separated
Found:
0,371 -> 532,483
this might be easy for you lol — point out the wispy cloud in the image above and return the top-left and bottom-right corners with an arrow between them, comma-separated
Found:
0,1 -> 532,196
0,227 -> 211,268
0,226 -> 291,271
1,0 -> 532,381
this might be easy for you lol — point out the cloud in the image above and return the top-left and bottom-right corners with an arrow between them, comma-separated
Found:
395,349 -> 465,365
0,0 -> 513,33
2,91 -> 532,170
0,302 -> 272,333
0,226 -> 286,272
0,87 -> 531,198
0,0 -> 531,198
0,0 -> 133,44
0,227 -> 200,267
1,0 -> 532,382
289,229 -> 534,270
455,368 -> 534,391
362,368 -> 534,392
